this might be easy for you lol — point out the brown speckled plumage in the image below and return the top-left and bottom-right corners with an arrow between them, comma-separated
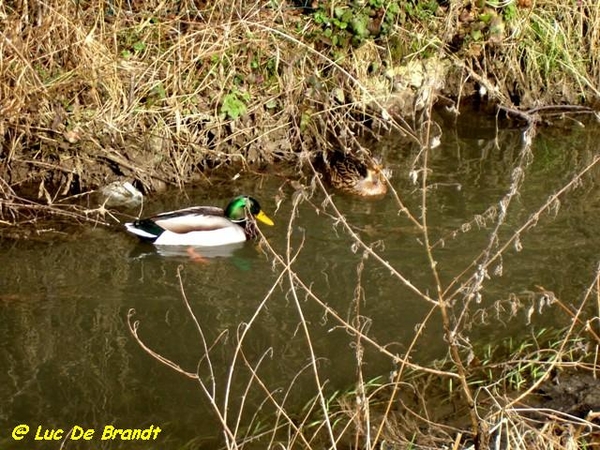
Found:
323,152 -> 388,197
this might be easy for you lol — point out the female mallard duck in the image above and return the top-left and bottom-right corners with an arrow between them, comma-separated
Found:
124,195 -> 274,246
323,151 -> 389,197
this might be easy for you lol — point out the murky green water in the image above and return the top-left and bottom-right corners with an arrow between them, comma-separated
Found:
1,116 -> 599,449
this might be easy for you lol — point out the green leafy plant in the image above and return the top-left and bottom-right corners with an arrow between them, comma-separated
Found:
132,40 -> 147,53
310,0 -> 405,49
405,0 -> 437,21
220,91 -> 250,120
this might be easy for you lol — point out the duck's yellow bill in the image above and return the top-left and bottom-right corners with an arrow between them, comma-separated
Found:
256,210 -> 274,226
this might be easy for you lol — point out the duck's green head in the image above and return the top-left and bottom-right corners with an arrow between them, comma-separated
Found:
225,196 -> 274,226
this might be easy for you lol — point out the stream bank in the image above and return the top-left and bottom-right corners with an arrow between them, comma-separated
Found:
2,0 -> 599,226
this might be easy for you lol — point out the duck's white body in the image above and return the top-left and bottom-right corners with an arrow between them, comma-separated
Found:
124,220 -> 247,246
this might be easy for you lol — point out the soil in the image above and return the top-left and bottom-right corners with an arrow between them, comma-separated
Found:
534,370 -> 600,420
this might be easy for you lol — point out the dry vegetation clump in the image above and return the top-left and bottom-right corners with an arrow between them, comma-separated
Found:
0,1 -> 412,218
1,2 -> 307,189
1,0 -> 600,227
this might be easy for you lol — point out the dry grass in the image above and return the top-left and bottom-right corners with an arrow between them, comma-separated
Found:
457,0 -> 600,108
0,0 -> 421,228
1,1 -> 308,187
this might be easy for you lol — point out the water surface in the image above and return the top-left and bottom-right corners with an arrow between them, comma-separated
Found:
1,117 -> 599,448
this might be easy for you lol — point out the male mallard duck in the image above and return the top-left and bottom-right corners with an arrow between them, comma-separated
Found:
323,151 -> 389,197
124,195 -> 274,246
